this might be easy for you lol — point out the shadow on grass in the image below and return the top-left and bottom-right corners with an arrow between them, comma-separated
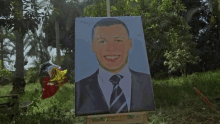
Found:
1,104 -> 86,124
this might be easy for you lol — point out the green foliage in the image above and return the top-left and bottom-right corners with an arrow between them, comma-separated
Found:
26,68 -> 39,84
83,0 -> 140,17
0,68 -> 12,77
0,60 -> 12,77
52,54 -> 75,84
141,0 -> 193,67
25,60 -> 41,84
164,49 -> 200,75
43,0 -> 85,51
24,30 -> 51,64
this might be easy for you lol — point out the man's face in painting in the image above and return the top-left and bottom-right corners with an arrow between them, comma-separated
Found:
92,24 -> 132,73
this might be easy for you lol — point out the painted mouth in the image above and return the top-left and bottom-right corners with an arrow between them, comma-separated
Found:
104,55 -> 120,62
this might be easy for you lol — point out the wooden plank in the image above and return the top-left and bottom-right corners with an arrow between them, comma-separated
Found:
87,112 -> 147,118
0,94 -> 19,98
0,105 -> 8,108
88,118 -> 145,124
143,113 -> 148,124
87,112 -> 148,124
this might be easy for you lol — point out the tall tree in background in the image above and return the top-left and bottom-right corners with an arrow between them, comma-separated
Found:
9,0 -> 46,94
24,30 -> 51,64
11,0 -> 26,94
183,0 -> 219,73
211,0 -> 220,58
49,0 -> 63,65
0,26 -> 15,69
48,0 -> 92,65
83,0 -> 200,76
43,0 -> 93,81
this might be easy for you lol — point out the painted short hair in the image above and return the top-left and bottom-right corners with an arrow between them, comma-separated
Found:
91,18 -> 130,41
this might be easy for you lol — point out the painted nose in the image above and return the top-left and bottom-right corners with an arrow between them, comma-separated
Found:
106,41 -> 116,52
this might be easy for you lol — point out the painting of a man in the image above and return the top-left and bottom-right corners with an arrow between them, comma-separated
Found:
75,17 -> 155,116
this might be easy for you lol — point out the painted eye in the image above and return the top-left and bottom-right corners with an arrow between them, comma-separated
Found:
99,40 -> 106,43
116,40 -> 122,42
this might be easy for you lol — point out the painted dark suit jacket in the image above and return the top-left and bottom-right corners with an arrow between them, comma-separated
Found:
75,69 -> 155,116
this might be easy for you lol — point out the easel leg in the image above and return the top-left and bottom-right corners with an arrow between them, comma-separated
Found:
87,117 -> 91,124
143,113 -> 148,124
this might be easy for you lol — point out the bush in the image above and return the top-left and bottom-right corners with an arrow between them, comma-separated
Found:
52,53 -> 75,84
68,70 -> 75,84
26,69 -> 39,84
154,70 -> 169,80
0,68 -> 12,77
0,68 -> 13,85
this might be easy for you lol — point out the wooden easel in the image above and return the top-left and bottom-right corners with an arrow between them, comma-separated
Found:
87,112 -> 148,124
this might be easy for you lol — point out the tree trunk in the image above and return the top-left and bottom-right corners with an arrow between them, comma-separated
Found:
1,38 -> 4,69
150,57 -> 157,68
40,42 -> 43,64
55,19 -> 61,65
211,0 -> 220,63
11,31 -> 26,95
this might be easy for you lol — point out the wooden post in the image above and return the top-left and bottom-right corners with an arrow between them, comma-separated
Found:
106,0 -> 110,17
87,112 -> 148,124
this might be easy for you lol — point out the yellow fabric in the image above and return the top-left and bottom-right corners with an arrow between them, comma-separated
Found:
49,68 -> 68,88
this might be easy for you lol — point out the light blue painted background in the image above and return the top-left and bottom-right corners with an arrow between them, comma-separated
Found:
75,16 -> 150,82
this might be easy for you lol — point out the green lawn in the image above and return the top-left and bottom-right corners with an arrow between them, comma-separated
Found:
1,70 -> 220,124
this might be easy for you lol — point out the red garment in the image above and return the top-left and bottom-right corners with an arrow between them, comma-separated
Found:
42,77 -> 58,99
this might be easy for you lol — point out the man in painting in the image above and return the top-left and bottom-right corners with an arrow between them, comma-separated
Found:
75,18 -> 155,116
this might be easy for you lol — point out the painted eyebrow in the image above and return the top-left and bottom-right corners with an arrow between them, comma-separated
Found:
114,36 -> 124,39
96,36 -> 124,40
97,37 -> 106,40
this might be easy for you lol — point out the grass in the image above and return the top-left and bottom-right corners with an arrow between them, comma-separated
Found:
1,70 -> 220,124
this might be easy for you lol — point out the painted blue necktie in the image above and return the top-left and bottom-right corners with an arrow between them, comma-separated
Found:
109,74 -> 128,113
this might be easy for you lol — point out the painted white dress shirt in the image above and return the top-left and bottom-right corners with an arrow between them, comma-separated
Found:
98,64 -> 132,112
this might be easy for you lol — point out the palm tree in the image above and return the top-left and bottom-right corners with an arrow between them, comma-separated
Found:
0,26 -> 16,69
9,30 -> 25,94
24,30 -> 51,64
8,0 -> 51,94
48,0 -> 94,66
49,0 -> 63,65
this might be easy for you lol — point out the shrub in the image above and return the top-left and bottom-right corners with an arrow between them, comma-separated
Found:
0,68 -> 13,85
0,68 -> 12,77
25,69 -> 39,84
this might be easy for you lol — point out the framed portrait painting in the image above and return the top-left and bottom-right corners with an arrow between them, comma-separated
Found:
75,16 -> 155,116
